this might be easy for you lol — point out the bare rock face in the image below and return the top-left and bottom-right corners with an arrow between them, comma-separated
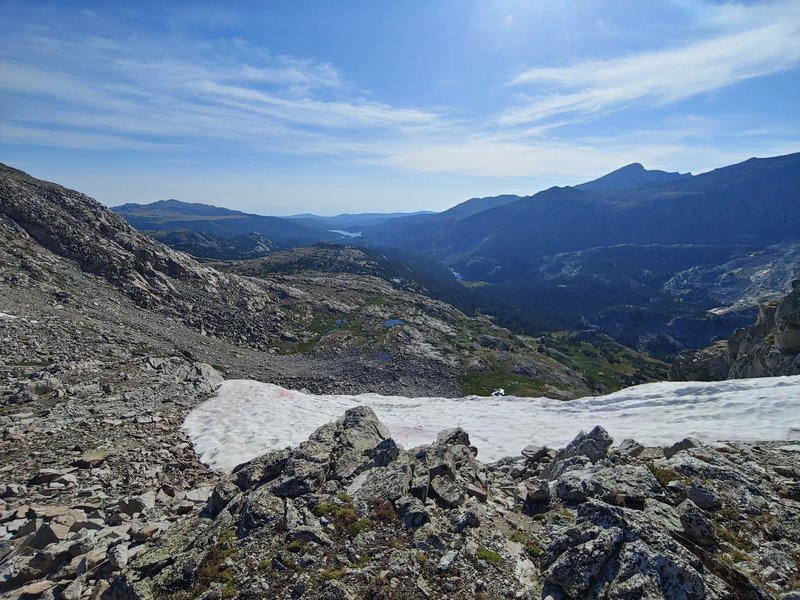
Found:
671,277 -> 800,381
541,500 -> 728,600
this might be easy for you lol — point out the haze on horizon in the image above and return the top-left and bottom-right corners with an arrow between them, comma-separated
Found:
1,0 -> 798,215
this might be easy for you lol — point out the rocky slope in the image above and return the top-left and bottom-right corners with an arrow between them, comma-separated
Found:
2,163 -> 797,599
670,276 -> 800,381
93,408 -> 799,599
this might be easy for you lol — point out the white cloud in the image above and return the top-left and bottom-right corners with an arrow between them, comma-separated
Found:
501,4 -> 800,126
0,24 -> 441,155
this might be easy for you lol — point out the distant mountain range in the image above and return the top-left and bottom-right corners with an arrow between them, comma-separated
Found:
362,153 -> 799,276
112,200 -> 431,248
112,153 -> 800,353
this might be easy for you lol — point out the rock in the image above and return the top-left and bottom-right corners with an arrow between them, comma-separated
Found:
669,343 -> 732,381
678,500 -> 716,546
233,448 -> 291,491
1,483 -> 27,498
367,438 -> 401,469
429,475 -> 464,508
395,495 -> 430,529
618,438 -> 645,458
89,580 -> 110,600
521,445 -> 550,463
686,486 -> 722,510
319,580 -> 355,600
664,437 -> 702,459
61,576 -> 83,600
184,485 -> 213,504
559,425 -> 613,464
554,464 -> 662,506
349,461 -> 411,504
119,491 -> 156,516
28,522 -> 71,550
466,483 -> 488,502
774,465 -> 799,479
205,479 -> 241,518
523,478 -> 551,503
269,455 -> 328,498
238,488 -> 286,534
31,468 -> 66,485
310,406 -> 390,481
437,550 -> 458,571
436,427 -> 471,447
541,501 -> 727,599
453,510 -> 479,533
72,452 -> 108,469
107,543 -> 129,569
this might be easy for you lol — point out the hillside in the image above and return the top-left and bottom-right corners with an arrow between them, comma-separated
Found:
354,153 -> 800,350
109,156 -> 799,355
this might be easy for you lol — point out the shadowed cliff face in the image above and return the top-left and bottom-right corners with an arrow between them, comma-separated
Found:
670,276 -> 800,381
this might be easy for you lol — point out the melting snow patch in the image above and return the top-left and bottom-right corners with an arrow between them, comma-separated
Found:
183,375 -> 800,471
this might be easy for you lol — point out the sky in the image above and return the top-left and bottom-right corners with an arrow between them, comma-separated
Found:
1,1 -> 798,215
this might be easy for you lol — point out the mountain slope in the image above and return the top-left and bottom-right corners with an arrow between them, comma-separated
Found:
366,153 -> 800,275
670,275 -> 800,380
352,153 -> 800,352
0,163 -> 613,398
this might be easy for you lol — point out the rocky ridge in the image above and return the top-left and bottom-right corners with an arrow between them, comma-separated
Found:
92,409 -> 800,599
670,276 -> 800,381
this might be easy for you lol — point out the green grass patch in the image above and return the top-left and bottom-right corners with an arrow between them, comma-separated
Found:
346,518 -> 373,537
475,546 -> 502,563
542,335 -> 668,392
509,532 -> 542,558
312,499 -> 370,536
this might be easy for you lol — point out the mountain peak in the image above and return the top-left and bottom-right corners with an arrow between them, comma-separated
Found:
576,163 -> 691,192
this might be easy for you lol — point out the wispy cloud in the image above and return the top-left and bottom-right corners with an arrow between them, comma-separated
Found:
500,3 -> 800,126
0,1 -> 797,189
0,20 -> 441,157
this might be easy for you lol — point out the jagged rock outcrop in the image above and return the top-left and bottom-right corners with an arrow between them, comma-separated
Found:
64,411 -> 800,600
670,276 -> 800,380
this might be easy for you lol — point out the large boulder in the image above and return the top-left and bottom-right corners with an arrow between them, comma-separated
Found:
554,464 -> 664,506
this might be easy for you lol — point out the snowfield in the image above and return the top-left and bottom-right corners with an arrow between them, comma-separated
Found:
183,375 -> 800,471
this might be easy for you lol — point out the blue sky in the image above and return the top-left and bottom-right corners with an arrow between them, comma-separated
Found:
1,1 -> 798,215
